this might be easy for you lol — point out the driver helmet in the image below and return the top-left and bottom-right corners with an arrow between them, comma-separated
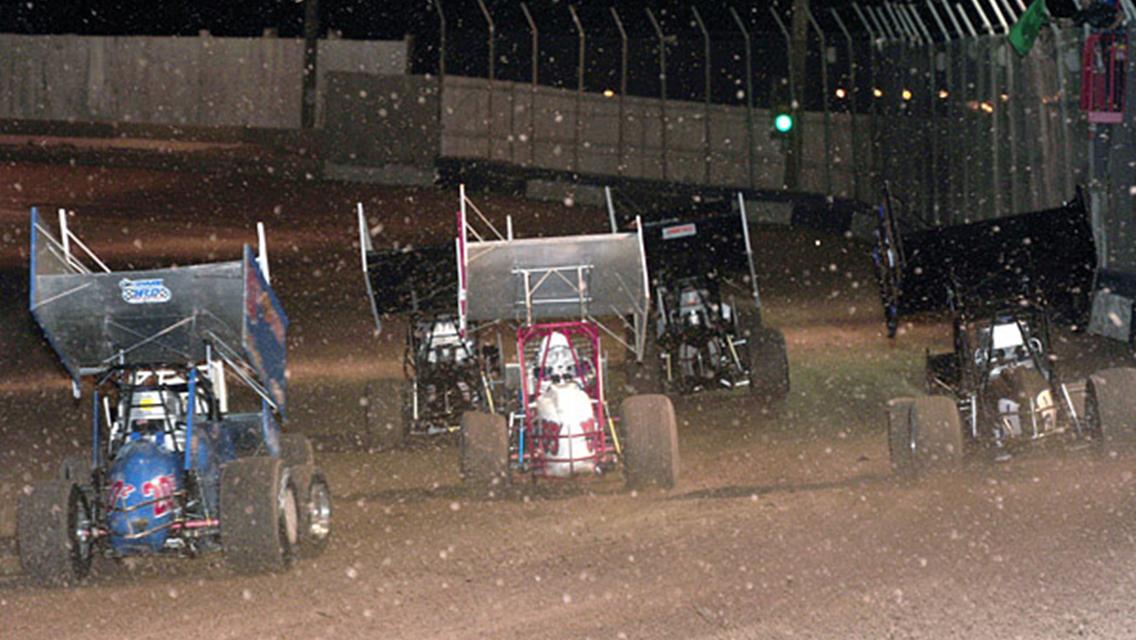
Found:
127,390 -> 181,450
536,331 -> 576,384
426,320 -> 469,364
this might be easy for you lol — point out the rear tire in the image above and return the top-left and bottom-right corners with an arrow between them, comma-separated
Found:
1086,367 -> 1136,444
18,481 -> 93,586
890,396 -> 963,476
460,411 -> 509,488
221,457 -> 298,574
620,394 -> 680,489
745,325 -> 790,403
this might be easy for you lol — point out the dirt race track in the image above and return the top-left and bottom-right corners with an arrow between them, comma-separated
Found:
2,160 -> 1136,639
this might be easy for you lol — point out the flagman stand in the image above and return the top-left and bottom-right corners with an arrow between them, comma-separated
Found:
1082,18 -> 1135,352
1081,32 -> 1127,123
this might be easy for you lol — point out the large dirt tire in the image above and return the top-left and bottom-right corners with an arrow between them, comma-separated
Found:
620,394 -> 680,489
886,397 -> 917,477
459,411 -> 509,488
221,457 -> 299,574
18,481 -> 93,586
1086,367 -> 1136,444
624,338 -> 663,395
290,463 -> 332,556
364,380 -> 409,450
889,396 -> 963,476
747,326 -> 790,402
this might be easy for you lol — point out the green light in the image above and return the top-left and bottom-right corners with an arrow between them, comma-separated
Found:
773,113 -> 793,133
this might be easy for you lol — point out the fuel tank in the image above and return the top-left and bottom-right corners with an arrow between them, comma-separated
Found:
106,438 -> 182,554
536,383 -> 601,477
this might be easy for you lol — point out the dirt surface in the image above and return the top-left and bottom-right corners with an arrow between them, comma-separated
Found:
2,161 -> 1136,639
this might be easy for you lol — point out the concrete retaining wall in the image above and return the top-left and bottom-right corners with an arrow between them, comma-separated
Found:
439,76 -> 861,198
0,34 -> 408,129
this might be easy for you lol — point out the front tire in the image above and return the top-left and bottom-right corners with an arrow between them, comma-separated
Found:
620,394 -> 680,489
888,396 -> 963,477
1086,367 -> 1136,444
460,411 -> 509,488
745,324 -> 790,403
221,457 -> 298,574
18,481 -> 93,586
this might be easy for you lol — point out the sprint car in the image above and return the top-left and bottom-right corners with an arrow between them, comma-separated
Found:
19,210 -> 331,585
452,188 -> 680,488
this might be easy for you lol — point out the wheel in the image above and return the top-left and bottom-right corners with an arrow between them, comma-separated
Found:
365,380 -> 409,450
624,338 -> 663,394
57,454 -> 93,483
888,396 -> 963,476
290,463 -> 332,556
1085,367 -> 1136,444
886,397 -> 916,477
221,457 -> 299,574
620,394 -> 680,489
911,396 -> 963,472
18,481 -> 93,586
459,411 -> 509,488
746,326 -> 790,402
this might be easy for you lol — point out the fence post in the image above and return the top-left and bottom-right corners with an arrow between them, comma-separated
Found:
1051,27 -> 1075,199
730,7 -> 756,189
807,8 -> 832,196
569,6 -> 585,174
927,0 -> 953,219
908,5 -> 939,222
476,0 -> 495,160
1006,40 -> 1020,215
853,2 -> 879,198
692,7 -> 712,185
769,7 -> 794,190
611,8 -> 629,176
867,6 -> 895,42
831,9 -> 857,200
989,42 -> 1003,219
432,0 -> 446,150
520,3 -> 538,167
646,8 -> 669,182
866,7 -> 892,192
301,0 -> 319,130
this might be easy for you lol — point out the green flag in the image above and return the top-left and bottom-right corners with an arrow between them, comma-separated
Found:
1008,0 -> 1049,56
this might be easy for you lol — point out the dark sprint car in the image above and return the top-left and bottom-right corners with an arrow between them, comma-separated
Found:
20,210 -> 331,585
871,189 -> 1136,474
357,202 -> 499,446
887,296 -> 1136,474
623,193 -> 789,402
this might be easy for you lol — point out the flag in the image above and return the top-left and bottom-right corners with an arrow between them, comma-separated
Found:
1008,0 -> 1049,56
